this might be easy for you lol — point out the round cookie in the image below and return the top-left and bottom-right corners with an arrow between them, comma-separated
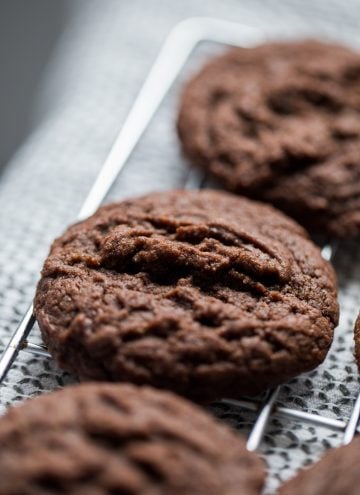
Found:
0,383 -> 265,495
34,190 -> 339,401
354,312 -> 360,368
278,437 -> 360,494
177,40 -> 360,238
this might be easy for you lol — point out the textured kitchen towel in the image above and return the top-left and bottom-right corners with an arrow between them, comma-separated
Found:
0,1 -> 359,493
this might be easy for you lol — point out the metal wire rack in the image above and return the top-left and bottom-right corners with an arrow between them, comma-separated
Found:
0,16 -> 359,490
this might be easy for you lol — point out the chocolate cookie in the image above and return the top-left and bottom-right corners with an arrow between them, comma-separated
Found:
354,312 -> 360,368
34,190 -> 339,401
0,383 -> 265,495
177,40 -> 360,238
279,437 -> 360,494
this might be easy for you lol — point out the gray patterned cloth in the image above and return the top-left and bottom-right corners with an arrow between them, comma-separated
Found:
0,0 -> 360,492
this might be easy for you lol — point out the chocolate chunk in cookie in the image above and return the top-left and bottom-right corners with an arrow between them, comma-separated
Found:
34,190 -> 339,401
0,383 -> 265,495
177,40 -> 360,238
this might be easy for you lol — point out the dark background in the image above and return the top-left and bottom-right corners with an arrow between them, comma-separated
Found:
0,0 -> 67,166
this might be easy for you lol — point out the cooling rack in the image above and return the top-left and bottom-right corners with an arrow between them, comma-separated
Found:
0,17 -> 359,492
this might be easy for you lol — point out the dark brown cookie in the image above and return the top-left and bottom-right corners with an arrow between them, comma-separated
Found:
354,313 -> 360,368
177,40 -> 360,238
278,436 -> 360,495
0,382 -> 265,495
34,190 -> 339,401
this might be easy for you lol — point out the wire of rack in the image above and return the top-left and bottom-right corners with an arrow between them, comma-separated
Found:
0,16 -> 359,461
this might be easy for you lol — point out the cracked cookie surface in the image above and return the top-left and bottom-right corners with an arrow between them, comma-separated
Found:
177,40 -> 360,238
0,383 -> 265,495
34,190 -> 339,401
